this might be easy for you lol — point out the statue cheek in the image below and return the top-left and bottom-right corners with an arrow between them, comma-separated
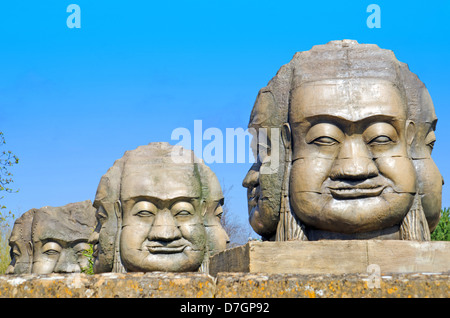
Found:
290,158 -> 333,193
375,157 -> 416,193
120,225 -> 148,250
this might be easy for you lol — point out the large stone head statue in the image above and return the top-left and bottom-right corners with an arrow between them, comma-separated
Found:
6,208 -> 36,274
90,142 -> 229,273
30,200 -> 96,274
243,40 -> 442,241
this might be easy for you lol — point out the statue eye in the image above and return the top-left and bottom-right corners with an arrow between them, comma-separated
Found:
42,242 -> 62,256
12,249 -> 21,258
312,136 -> 339,146
96,207 -> 108,223
43,249 -> 60,256
214,205 -> 224,220
369,135 -> 393,144
171,201 -> 195,217
306,123 -> 344,146
425,131 -> 436,153
73,243 -> 92,259
257,143 -> 271,163
136,210 -> 155,217
132,201 -> 158,217
175,210 -> 192,217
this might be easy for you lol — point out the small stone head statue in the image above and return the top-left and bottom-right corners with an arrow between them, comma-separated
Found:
6,208 -> 36,274
89,142 -> 229,273
243,40 -> 443,241
7,200 -> 96,274
30,200 -> 96,274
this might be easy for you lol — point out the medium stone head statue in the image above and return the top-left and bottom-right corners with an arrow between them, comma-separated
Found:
30,200 -> 96,274
90,142 -> 229,273
89,157 -> 125,273
6,208 -> 36,274
243,40 -> 442,241
200,164 -> 230,257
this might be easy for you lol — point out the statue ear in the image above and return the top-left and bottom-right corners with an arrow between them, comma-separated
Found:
26,241 -> 33,257
281,123 -> 292,149
114,200 -> 122,221
406,120 -> 415,146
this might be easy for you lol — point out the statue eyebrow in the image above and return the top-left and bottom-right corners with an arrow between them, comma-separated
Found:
431,118 -> 438,130
132,196 -> 199,209
305,114 -> 400,129
40,238 -> 67,247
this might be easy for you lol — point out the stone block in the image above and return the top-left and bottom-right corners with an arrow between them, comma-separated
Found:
209,240 -> 450,276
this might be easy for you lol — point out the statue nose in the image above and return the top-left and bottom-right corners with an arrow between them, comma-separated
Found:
242,163 -> 260,188
53,250 -> 80,273
330,137 -> 378,180
148,211 -> 182,241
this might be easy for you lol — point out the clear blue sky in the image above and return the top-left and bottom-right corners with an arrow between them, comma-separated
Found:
1,1 -> 449,236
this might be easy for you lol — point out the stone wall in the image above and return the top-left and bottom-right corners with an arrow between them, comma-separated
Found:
0,271 -> 448,298
3,241 -> 448,298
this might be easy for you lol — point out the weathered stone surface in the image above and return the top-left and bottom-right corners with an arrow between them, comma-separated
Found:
0,271 -> 448,298
0,272 -> 215,298
209,240 -> 450,276
214,272 -> 450,298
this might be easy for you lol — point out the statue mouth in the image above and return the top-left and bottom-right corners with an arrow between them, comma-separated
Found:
92,244 -> 99,258
247,186 -> 260,207
328,184 -> 385,199
146,244 -> 187,254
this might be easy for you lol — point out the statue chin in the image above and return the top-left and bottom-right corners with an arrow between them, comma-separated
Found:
304,226 -> 401,241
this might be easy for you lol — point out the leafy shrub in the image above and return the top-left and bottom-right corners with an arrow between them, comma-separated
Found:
81,244 -> 94,275
0,223 -> 11,274
431,208 -> 450,241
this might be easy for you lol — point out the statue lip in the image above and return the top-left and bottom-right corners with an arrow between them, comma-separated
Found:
328,184 -> 385,199
247,186 -> 260,207
146,244 -> 187,254
92,244 -> 99,258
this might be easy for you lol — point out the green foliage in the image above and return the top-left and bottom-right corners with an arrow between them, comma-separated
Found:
0,132 -> 19,193
0,132 -> 19,221
81,244 -> 94,275
0,223 -> 11,274
0,132 -> 18,273
431,208 -> 450,241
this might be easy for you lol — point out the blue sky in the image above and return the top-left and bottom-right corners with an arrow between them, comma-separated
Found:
1,1 -> 449,236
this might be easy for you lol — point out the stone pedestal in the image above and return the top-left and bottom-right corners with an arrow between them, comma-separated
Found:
1,240 -> 448,298
209,240 -> 450,276
0,271 -> 448,298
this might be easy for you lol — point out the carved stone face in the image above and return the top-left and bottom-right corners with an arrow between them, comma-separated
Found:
119,165 -> 207,272
243,128 -> 285,237
32,239 -> 91,274
90,143 -> 228,273
90,202 -> 118,273
6,209 -> 35,274
31,201 -> 96,274
289,79 -> 416,234
89,158 -> 125,274
204,202 -> 229,254
242,91 -> 287,239
408,88 -> 443,231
